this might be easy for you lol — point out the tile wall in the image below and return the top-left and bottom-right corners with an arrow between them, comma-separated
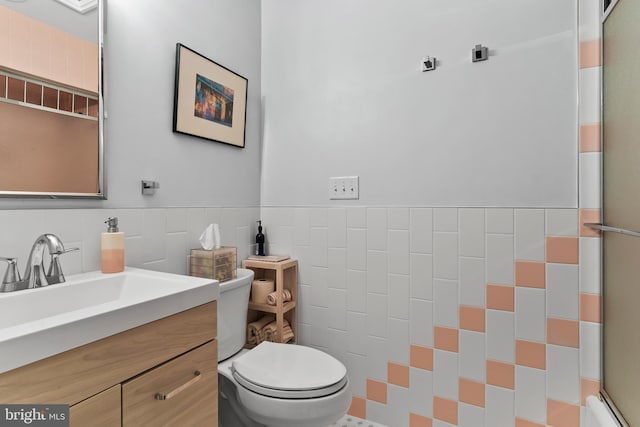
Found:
0,207 -> 260,277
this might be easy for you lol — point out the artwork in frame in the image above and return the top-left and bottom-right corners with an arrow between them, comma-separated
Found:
173,43 -> 248,148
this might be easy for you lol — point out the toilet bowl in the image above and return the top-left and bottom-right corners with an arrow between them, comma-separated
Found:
217,268 -> 352,427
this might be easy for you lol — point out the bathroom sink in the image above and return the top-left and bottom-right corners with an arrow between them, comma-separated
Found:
0,267 -> 218,374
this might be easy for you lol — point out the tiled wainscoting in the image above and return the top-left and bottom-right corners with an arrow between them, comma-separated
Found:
262,207 -> 601,427
0,207 -> 260,277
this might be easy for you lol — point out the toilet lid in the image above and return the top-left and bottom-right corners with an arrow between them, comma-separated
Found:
231,341 -> 348,399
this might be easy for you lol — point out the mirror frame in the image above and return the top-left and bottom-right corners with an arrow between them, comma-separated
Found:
0,0 -> 106,200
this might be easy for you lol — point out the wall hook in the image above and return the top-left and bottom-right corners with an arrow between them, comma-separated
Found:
422,56 -> 437,72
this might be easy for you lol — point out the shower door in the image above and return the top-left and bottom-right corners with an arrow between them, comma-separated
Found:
599,0 -> 640,425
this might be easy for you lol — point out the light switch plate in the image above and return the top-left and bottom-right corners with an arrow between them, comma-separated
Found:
329,176 -> 359,200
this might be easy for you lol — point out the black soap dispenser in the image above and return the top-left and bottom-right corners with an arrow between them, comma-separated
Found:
255,220 -> 265,256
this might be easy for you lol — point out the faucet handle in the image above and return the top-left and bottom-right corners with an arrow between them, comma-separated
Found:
0,257 -> 22,285
47,248 -> 79,284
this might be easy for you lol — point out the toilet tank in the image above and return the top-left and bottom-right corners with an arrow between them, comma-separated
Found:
217,268 -> 254,361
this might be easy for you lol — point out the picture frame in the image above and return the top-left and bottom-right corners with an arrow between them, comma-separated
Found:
173,43 -> 248,148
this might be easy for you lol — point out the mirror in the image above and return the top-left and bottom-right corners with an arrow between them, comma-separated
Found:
0,0 -> 104,198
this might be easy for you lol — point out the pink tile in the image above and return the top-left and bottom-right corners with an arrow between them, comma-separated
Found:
579,210 -> 601,238
433,396 -> 458,425
434,326 -> 459,353
388,362 -> 410,388
410,344 -> 433,371
580,40 -> 601,69
459,378 -> 485,408
459,306 -> 486,332
547,318 -> 580,348
410,413 -> 433,427
367,379 -> 387,404
515,418 -> 545,427
580,293 -> 601,323
579,124 -> 601,153
487,284 -> 514,311
348,396 -> 366,419
547,399 -> 580,427
515,340 -> 546,370
515,261 -> 545,288
546,237 -> 579,264
581,378 -> 601,406
486,359 -> 515,390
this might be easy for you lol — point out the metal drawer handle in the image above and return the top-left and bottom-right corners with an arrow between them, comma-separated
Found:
155,370 -> 201,401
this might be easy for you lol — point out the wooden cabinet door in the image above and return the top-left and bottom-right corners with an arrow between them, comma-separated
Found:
70,385 -> 121,427
122,340 -> 217,427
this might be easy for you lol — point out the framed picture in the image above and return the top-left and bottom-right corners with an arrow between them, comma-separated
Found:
173,43 -> 248,148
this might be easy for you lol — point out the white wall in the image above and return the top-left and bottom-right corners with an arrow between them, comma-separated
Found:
261,0 -> 578,208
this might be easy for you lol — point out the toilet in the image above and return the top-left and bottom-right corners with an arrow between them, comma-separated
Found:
217,268 -> 352,427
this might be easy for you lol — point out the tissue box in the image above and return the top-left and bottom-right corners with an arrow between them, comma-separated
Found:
190,247 -> 237,282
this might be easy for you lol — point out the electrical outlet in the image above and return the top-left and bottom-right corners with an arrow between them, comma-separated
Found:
329,176 -> 359,200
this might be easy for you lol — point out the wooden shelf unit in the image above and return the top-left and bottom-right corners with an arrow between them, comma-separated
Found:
242,258 -> 298,346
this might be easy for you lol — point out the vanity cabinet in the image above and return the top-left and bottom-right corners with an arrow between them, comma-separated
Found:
0,301 -> 218,427
242,258 -> 298,346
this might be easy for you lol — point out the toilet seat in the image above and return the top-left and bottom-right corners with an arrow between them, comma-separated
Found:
231,341 -> 348,399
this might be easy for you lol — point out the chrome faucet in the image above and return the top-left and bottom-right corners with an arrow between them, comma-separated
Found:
0,234 -> 78,292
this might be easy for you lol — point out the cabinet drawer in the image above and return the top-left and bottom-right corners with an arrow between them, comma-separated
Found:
122,340 -> 217,427
70,385 -> 121,427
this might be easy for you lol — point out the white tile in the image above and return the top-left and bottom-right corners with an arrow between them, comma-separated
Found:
308,306 -> 329,349
367,293 -> 388,338
515,209 -> 545,262
486,310 -> 514,363
389,274 -> 410,320
143,259 -> 167,272
386,384 -> 410,427
460,330 -> 486,383
236,225 -> 251,264
59,240 -> 83,276
433,349 -> 458,400
309,207 -> 328,227
409,367 -> 434,418
579,67 -> 601,125
165,208 -> 188,233
295,245 -> 312,284
327,328 -> 349,365
166,232 -> 189,275
387,318 -> 410,364
366,335 -> 389,381
294,207 -> 310,246
580,321 -> 602,380
486,209 -> 514,234
346,207 -> 367,228
116,208 -> 144,237
410,208 -> 433,254
434,279 -> 459,328
42,209 -> 85,243
486,234 -> 514,285
388,230 -> 409,274
367,250 -> 388,294
347,312 -> 367,356
515,366 -> 546,424
347,228 -> 367,271
366,400 -> 390,427
459,209 -> 485,257
367,208 -> 387,251
124,236 -> 143,269
298,284 -> 312,325
311,266 -> 329,308
515,287 -> 546,342
344,352 -> 367,396
328,208 -> 347,248
142,209 -> 167,263
579,0 -> 601,41
328,289 -> 348,331
186,208 -> 207,244
434,208 -> 458,232
579,153 -> 602,210
434,421 -> 456,427
310,227 -> 328,267
434,232 -> 458,280
328,248 -> 347,289
547,263 -> 579,320
388,207 -> 409,230
485,385 -> 514,427
267,225 -> 293,256
459,257 -> 486,307
547,344 -> 581,404
459,402 -> 485,427
410,253 -> 433,300
546,209 -> 579,236
580,237 -> 601,294
347,269 -> 367,313
410,298 -> 434,347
